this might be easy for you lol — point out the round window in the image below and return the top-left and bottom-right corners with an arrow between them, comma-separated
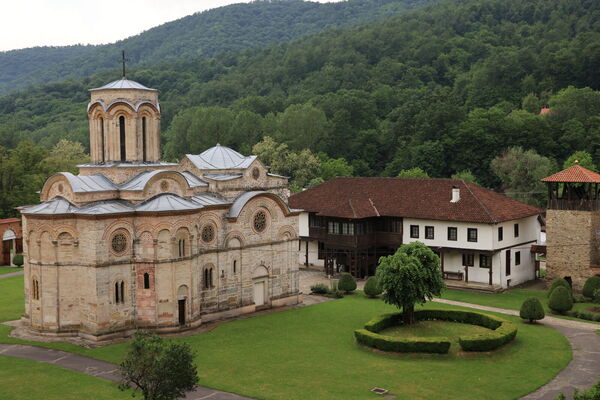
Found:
252,168 -> 260,180
201,225 -> 215,243
254,211 -> 267,232
111,233 -> 128,254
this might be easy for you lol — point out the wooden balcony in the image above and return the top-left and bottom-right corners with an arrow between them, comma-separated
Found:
547,198 -> 600,211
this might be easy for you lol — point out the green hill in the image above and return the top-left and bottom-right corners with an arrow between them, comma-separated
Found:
0,0 -> 432,95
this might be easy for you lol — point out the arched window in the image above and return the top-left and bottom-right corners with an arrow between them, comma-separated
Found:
115,282 -> 120,303
142,117 -> 147,162
120,281 -> 125,303
210,268 -> 214,287
233,260 -> 237,274
119,116 -> 126,162
178,239 -> 186,258
32,278 -> 39,300
143,273 -> 150,289
115,280 -> 125,303
100,117 -> 105,163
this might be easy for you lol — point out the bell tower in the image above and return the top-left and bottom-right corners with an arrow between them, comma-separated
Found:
87,78 -> 161,164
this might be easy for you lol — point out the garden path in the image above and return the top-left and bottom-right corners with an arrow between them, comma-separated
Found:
0,269 -> 23,279
433,298 -> 600,400
0,343 -> 253,400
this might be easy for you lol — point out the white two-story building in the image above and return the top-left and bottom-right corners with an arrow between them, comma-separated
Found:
289,177 -> 543,289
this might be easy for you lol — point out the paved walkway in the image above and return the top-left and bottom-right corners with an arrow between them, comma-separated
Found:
0,269 -> 23,279
0,344 -> 252,400
433,298 -> 600,400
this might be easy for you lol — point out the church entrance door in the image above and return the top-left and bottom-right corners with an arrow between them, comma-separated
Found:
253,281 -> 265,306
178,299 -> 186,325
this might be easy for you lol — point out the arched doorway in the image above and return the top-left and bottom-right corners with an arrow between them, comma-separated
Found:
177,285 -> 188,326
252,265 -> 269,307
2,229 -> 16,266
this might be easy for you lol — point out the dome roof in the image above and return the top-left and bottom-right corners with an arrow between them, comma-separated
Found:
186,144 -> 256,170
90,78 -> 157,92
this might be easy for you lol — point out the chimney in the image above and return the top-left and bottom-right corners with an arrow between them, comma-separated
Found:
450,186 -> 460,203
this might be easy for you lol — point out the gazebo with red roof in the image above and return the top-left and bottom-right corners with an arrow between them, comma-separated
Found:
542,163 -> 600,210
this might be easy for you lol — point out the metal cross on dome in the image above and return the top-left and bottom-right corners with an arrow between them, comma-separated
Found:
120,50 -> 130,78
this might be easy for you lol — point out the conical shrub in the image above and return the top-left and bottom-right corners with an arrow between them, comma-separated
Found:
548,286 -> 573,314
338,273 -> 357,293
547,278 -> 571,297
519,297 -> 545,323
364,276 -> 382,298
582,276 -> 600,299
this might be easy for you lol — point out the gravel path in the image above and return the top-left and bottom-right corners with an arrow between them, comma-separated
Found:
0,270 -> 23,279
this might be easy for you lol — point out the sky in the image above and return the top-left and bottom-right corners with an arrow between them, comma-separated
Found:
0,0 -> 346,52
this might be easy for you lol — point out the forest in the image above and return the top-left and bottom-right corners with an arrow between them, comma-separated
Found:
0,0 -> 598,217
0,0 -> 431,95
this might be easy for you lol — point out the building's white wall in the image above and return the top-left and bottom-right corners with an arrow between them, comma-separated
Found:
402,218 -> 494,250
299,212 -> 309,237
491,215 -> 539,249
297,239 -> 324,268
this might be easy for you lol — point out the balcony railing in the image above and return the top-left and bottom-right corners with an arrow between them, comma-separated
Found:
547,198 -> 600,211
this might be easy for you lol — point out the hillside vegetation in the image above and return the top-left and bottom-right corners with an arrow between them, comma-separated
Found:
0,0 -> 432,95
0,0 -> 599,217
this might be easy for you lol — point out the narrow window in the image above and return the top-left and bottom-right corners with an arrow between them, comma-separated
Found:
115,282 -> 120,303
425,226 -> 434,240
120,281 -> 125,303
143,273 -> 150,289
498,226 -> 503,241
233,260 -> 237,274
204,269 -> 209,289
462,253 -> 474,267
506,250 -> 511,275
178,239 -> 186,257
100,117 -> 105,163
447,227 -> 457,241
119,116 -> 126,162
467,228 -> 478,242
480,255 -> 492,268
142,117 -> 147,162
410,225 -> 419,238
514,223 -> 519,238
515,251 -> 521,266
32,279 -> 39,300
210,268 -> 214,287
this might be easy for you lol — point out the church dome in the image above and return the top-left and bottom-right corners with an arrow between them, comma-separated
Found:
187,144 -> 256,170
90,78 -> 157,92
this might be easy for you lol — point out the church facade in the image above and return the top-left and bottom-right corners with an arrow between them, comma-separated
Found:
20,78 -> 301,341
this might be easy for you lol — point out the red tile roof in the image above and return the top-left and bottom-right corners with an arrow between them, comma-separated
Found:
289,177 -> 541,224
541,165 -> 600,183
539,107 -> 551,115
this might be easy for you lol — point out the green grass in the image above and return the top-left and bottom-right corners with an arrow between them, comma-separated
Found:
0,275 -> 24,321
381,320 -> 491,353
0,267 -> 22,275
0,355 -> 129,400
440,288 -> 600,324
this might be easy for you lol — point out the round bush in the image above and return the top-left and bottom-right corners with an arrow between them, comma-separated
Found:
310,283 -> 328,294
364,276 -> 382,298
582,276 -> 600,299
12,254 -> 24,267
548,278 -> 571,297
338,273 -> 357,293
548,286 -> 573,314
519,297 -> 545,323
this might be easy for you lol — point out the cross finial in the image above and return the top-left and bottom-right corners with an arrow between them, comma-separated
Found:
120,50 -> 130,78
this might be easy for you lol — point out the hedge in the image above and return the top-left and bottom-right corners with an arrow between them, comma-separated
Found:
355,309 -> 517,354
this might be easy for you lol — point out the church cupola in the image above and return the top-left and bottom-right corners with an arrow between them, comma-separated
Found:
87,77 -> 161,164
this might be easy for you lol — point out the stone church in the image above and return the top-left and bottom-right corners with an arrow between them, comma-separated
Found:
19,77 -> 301,341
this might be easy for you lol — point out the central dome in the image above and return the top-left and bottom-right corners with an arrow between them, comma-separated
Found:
187,144 -> 256,170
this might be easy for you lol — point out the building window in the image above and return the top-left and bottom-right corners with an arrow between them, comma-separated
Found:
341,222 -> 354,235
506,250 -> 511,276
233,260 -> 237,274
498,226 -> 503,241
252,167 -> 260,180
204,268 -> 214,289
515,251 -> 521,266
514,223 -> 519,238
32,278 -> 39,300
254,211 -> 267,232
462,253 -> 474,267
100,117 -> 105,163
309,214 -> 321,228
111,232 -> 128,255
448,227 -> 457,241
410,225 -> 419,238
119,115 -> 126,162
143,273 -> 150,289
480,255 -> 492,269
201,225 -> 215,243
115,280 -> 125,303
425,226 -> 434,240
178,239 -> 186,257
467,228 -> 478,242
142,117 -> 147,162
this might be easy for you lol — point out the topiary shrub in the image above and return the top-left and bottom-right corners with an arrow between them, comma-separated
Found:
364,276 -> 382,298
12,254 -> 23,267
548,286 -> 573,314
337,273 -> 357,293
582,276 -> 600,299
548,278 -> 571,297
310,283 -> 328,294
519,297 -> 545,323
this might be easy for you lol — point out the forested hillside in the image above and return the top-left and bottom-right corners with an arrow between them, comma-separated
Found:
0,0 -> 599,217
0,0 -> 432,95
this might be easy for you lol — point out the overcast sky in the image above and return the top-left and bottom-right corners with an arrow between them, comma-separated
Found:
1,0 -> 345,52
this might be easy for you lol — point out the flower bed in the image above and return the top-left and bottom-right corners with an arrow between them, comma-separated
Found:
354,309 -> 517,354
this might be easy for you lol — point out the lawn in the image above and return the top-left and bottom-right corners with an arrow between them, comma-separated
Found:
0,355 -> 129,400
0,267 -> 22,275
0,275 -> 24,321
440,288 -> 600,324
0,275 -> 572,400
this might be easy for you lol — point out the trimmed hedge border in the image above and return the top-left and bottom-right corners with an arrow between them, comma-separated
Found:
354,309 -> 518,354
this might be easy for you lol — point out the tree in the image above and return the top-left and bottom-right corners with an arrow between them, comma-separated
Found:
376,242 -> 445,324
337,273 -> 357,294
40,139 -> 89,174
519,297 -> 545,323
548,286 -> 573,314
397,167 -> 429,178
319,156 -> 353,181
119,331 -> 198,400
364,276 -> 382,298
490,147 -> 557,207
563,151 -> 597,171
451,170 -> 479,185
